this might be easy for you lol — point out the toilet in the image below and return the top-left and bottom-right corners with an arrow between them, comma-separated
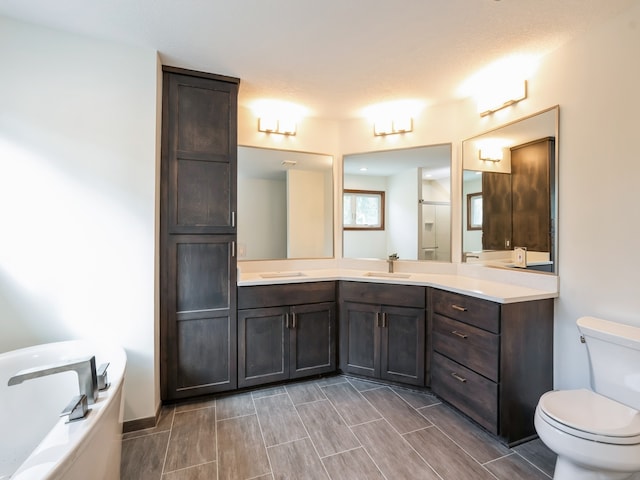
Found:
535,316 -> 640,480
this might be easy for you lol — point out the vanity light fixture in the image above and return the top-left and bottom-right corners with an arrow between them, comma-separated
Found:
258,117 -> 296,135
478,80 -> 528,117
374,117 -> 413,136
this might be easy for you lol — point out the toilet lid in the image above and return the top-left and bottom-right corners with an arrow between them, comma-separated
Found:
539,389 -> 640,442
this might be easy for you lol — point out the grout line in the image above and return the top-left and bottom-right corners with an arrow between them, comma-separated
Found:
286,388 -> 333,479
214,398 -> 219,480
159,406 -> 176,476
252,392 -> 275,478
217,411 -> 258,422
512,450 -> 554,479
265,435 -> 311,450
318,445 -> 363,460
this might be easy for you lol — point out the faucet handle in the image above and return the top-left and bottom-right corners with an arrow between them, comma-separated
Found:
97,362 -> 110,391
60,394 -> 89,422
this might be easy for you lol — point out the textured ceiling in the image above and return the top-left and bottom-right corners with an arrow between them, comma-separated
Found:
0,0 -> 636,119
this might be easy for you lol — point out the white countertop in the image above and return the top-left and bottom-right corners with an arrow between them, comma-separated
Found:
238,268 -> 558,304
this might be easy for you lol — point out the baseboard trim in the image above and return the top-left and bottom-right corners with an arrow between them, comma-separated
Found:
123,403 -> 161,433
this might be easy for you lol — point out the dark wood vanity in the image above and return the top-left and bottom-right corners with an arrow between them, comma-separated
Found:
232,279 -> 553,446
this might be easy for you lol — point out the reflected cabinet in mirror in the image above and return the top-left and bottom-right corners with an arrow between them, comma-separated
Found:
462,106 -> 559,273
237,146 -> 333,260
343,144 -> 452,262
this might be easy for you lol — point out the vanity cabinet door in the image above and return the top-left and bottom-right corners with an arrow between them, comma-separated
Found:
339,302 -> 381,379
289,302 -> 336,379
380,306 -> 425,386
238,307 -> 289,388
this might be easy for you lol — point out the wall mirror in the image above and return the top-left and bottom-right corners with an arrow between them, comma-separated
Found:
462,106 -> 559,273
238,146 -> 333,260
343,144 -> 452,262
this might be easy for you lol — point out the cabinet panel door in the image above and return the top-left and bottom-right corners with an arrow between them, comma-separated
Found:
339,302 -> 380,378
238,307 -> 289,388
289,302 -> 336,378
380,305 -> 425,386
162,235 -> 237,400
163,71 -> 238,234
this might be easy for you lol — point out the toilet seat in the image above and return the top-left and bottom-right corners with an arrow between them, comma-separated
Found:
538,389 -> 640,445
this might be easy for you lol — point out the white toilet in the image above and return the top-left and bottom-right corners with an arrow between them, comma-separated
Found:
535,316 -> 640,480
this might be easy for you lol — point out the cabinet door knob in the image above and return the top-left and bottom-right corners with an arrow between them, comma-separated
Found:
450,372 -> 467,383
451,304 -> 467,312
451,330 -> 468,339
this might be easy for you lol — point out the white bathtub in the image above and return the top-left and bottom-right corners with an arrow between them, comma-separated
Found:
0,340 -> 126,480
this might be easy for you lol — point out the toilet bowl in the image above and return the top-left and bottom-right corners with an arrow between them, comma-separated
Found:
534,316 -> 640,480
535,389 -> 640,479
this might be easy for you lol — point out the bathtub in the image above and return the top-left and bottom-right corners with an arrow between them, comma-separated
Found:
0,340 -> 126,480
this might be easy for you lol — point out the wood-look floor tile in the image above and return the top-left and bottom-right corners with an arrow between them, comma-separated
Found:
175,395 -> 216,413
418,403 -> 510,463
513,439 -> 556,478
267,438 -> 329,480
321,448 -> 385,480
123,405 -> 175,440
391,387 -> 440,409
217,391 -> 256,420
217,414 -> 271,479
313,375 -> 348,387
485,452 -> 551,479
296,400 -> 360,457
286,381 -> 326,405
161,461 -> 216,480
404,427 -> 496,480
345,377 -> 383,392
252,385 -> 287,399
322,382 -> 381,426
164,407 -> 216,472
351,419 -> 440,480
361,387 -> 431,434
255,393 -> 308,447
121,431 -> 170,480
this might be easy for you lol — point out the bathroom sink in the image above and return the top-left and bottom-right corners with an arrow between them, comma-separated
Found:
363,272 -> 411,279
260,272 -> 307,279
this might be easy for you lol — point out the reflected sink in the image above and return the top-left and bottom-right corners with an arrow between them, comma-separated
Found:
363,272 -> 411,279
260,272 -> 307,279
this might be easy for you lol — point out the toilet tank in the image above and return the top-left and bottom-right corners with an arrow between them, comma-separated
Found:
577,316 -> 640,410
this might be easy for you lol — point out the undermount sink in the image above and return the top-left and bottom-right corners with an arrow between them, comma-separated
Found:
363,272 -> 411,279
260,272 -> 307,279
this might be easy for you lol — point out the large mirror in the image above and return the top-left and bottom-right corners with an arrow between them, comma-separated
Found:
237,146 -> 333,260
343,144 -> 452,262
462,106 -> 559,273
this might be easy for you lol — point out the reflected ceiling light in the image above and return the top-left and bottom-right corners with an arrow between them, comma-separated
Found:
252,99 -> 308,136
479,147 -> 503,162
477,138 -> 509,162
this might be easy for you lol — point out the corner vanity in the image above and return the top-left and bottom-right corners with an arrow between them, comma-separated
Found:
237,269 -> 556,446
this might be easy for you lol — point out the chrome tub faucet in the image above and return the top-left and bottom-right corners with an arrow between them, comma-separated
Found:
8,355 -> 99,404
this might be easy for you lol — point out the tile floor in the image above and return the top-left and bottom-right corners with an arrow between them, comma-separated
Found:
121,375 -> 556,480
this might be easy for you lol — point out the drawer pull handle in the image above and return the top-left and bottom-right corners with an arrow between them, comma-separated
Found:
451,330 -> 468,339
451,304 -> 467,312
451,372 -> 467,383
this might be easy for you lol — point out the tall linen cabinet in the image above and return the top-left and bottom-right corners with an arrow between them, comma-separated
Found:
160,66 -> 240,401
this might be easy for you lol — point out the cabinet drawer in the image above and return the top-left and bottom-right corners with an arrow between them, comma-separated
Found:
340,281 -> 425,308
431,289 -> 500,333
238,282 -> 335,309
432,314 -> 499,382
431,352 -> 498,434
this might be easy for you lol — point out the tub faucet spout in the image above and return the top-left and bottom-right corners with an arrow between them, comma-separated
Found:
8,356 -> 99,404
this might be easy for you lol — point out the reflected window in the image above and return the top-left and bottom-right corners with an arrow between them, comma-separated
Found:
467,192 -> 482,230
343,190 -> 385,230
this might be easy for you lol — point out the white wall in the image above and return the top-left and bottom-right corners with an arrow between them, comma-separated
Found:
387,169 -> 419,260
287,170 -> 329,258
0,17 -> 159,422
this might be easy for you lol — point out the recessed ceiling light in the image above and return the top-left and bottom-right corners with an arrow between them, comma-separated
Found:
359,167 -> 368,172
